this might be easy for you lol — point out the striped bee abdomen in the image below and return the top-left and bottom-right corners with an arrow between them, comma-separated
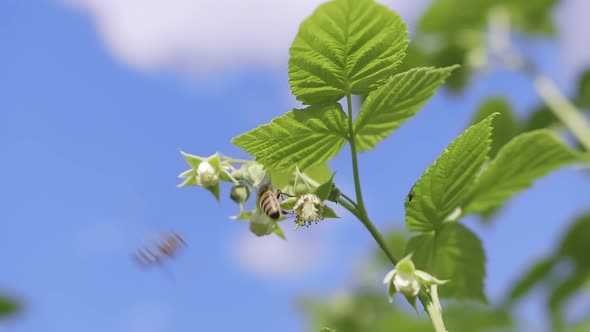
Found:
257,185 -> 281,219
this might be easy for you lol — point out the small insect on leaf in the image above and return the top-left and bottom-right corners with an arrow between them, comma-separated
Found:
133,231 -> 187,270
407,184 -> 416,202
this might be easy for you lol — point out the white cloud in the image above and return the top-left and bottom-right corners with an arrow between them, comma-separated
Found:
64,0 -> 427,75
233,226 -> 324,278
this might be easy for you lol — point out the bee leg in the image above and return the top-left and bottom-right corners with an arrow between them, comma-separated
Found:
277,190 -> 295,199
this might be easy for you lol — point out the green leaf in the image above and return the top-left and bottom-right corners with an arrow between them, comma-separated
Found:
406,223 -> 487,301
506,0 -> 559,35
472,97 -> 519,158
548,269 -> 590,311
419,0 -> 557,36
523,105 -> 560,132
232,104 -> 348,171
0,296 -> 18,318
354,66 -> 458,151
558,213 -> 590,269
405,114 -> 495,232
466,130 -> 588,214
320,328 -> 336,332
289,0 -> 408,105
506,257 -> 556,303
419,0 -> 490,35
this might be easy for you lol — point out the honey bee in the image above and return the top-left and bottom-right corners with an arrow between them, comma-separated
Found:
133,231 -> 187,269
257,184 -> 285,220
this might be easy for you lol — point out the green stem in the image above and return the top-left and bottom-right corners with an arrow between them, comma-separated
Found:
532,75 -> 590,151
343,94 -> 447,332
344,94 -> 397,265
345,94 -> 367,217
340,192 -> 358,209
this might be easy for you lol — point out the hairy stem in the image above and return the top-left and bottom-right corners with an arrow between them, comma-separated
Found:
343,94 -> 447,332
345,94 -> 398,265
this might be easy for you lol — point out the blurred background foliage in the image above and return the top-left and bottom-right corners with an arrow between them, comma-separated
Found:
0,294 -> 19,321
302,0 -> 590,330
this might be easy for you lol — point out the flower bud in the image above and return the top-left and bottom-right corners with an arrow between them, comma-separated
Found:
197,161 -> 219,188
230,184 -> 251,205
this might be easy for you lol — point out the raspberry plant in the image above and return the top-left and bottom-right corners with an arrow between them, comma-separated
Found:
178,0 -> 589,330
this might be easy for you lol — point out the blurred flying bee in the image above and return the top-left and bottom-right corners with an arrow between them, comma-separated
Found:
257,184 -> 290,220
133,231 -> 187,269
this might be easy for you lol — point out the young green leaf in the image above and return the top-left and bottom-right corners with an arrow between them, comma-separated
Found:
232,104 -> 348,171
406,223 -> 487,301
289,0 -> 408,105
465,130 -> 588,214
354,66 -> 458,151
405,114 -> 495,232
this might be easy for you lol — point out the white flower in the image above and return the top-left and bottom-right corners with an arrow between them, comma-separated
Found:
197,161 -> 219,188
293,194 -> 324,229
383,254 -> 448,303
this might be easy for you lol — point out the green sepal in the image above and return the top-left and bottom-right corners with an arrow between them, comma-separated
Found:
314,173 -> 336,201
323,205 -> 339,219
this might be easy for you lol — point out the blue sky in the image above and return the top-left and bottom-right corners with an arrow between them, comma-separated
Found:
1,0 -> 589,331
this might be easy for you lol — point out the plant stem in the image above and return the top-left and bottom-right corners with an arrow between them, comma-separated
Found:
532,75 -> 590,151
343,94 -> 447,332
344,94 -> 398,265
340,192 -> 358,209
345,94 -> 368,217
